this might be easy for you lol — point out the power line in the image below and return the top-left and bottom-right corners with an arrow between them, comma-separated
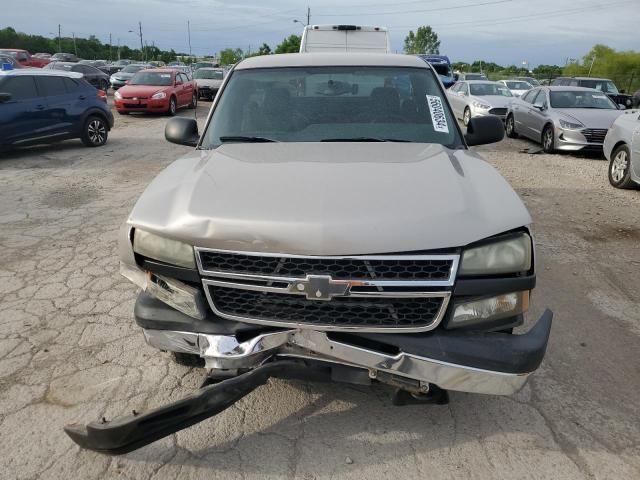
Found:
313,0 -> 513,17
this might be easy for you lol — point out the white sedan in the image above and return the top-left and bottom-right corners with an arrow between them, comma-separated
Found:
498,79 -> 533,98
604,110 -> 640,188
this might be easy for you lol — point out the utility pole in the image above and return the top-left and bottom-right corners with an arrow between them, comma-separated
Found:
109,33 -> 112,61
307,6 -> 311,25
72,33 -> 77,56
58,24 -> 61,52
117,38 -> 121,60
588,55 -> 596,77
187,21 -> 192,60
139,21 -> 144,61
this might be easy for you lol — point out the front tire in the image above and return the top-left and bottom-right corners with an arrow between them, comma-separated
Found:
505,114 -> 518,138
463,107 -> 471,127
81,115 -> 108,147
542,124 -> 555,153
189,92 -> 197,109
167,96 -> 177,116
608,145 -> 635,189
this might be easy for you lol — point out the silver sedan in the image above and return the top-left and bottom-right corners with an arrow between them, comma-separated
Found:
505,86 -> 625,153
604,110 -> 640,188
447,80 -> 514,126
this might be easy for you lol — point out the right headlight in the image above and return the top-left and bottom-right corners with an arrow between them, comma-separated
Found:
459,233 -> 532,276
559,118 -> 584,130
133,229 -> 196,269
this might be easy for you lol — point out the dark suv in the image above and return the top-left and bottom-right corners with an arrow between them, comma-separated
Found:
551,77 -> 632,107
0,70 -> 114,151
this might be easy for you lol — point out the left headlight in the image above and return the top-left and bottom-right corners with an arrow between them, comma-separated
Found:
459,233 -> 532,276
114,90 -> 122,99
133,229 -> 196,269
151,91 -> 167,99
559,118 -> 584,129
472,101 -> 491,110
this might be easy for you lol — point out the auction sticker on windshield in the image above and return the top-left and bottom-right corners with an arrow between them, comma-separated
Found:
426,95 -> 449,133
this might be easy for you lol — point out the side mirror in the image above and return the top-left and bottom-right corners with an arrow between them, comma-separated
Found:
0,92 -> 12,103
165,117 -> 199,147
175,80 -> 183,86
618,104 -> 626,110
464,116 -> 504,147
533,103 -> 546,111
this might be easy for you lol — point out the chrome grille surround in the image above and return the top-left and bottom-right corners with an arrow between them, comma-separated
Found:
195,248 -> 459,333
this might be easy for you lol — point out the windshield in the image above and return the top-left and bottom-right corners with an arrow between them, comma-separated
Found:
431,63 -> 454,82
505,81 -> 531,90
195,69 -> 224,80
465,74 -> 486,80
130,72 -> 173,86
577,79 -> 619,94
122,65 -> 147,73
470,83 -> 512,97
549,90 -> 617,109
202,66 -> 462,148
51,63 -> 73,70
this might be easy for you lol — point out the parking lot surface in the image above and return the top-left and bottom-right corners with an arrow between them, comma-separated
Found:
1,102 -> 639,480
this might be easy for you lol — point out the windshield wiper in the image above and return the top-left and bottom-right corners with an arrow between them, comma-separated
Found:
320,137 -> 411,142
218,136 -> 279,143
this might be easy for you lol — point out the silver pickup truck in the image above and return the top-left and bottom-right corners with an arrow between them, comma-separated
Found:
66,53 -> 553,454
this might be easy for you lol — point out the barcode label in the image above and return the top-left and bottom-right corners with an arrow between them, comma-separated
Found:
426,95 -> 449,133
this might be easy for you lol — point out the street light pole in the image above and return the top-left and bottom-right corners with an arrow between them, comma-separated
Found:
187,20 -> 192,60
58,24 -> 61,52
588,55 -> 596,77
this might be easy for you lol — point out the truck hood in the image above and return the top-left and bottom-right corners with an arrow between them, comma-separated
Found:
126,143 -> 531,255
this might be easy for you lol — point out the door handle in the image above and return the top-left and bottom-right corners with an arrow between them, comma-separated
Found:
79,95 -> 86,100
35,105 -> 45,110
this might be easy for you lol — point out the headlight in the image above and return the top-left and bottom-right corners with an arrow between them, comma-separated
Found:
133,229 -> 195,268
151,91 -> 167,99
559,118 -> 584,129
472,101 -> 491,109
459,233 -> 532,276
114,90 -> 122,99
448,291 -> 529,329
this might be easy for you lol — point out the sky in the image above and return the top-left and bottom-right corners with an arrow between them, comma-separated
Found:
3,0 -> 639,66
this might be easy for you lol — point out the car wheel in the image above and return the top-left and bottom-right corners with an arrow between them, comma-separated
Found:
608,145 -> 635,189
81,115 -> 108,147
505,114 -> 518,138
189,92 -> 197,109
463,107 -> 471,127
172,352 -> 204,368
167,96 -> 177,116
542,124 -> 555,153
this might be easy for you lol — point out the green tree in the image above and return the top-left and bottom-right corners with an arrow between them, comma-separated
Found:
563,44 -> 640,92
219,48 -> 244,65
403,26 -> 440,55
275,35 -> 301,54
257,43 -> 272,55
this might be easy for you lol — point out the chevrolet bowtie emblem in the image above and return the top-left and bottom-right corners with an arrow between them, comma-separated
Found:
289,275 -> 353,301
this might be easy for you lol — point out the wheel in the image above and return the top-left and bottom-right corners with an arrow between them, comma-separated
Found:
81,115 -> 108,147
542,124 -> 555,153
189,92 -> 197,109
463,107 -> 471,127
167,96 -> 177,116
172,352 -> 204,368
505,114 -> 518,138
608,145 -> 635,189
99,79 -> 109,92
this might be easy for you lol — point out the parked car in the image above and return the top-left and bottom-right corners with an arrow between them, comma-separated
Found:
193,61 -> 219,70
193,67 -> 225,100
457,73 -> 487,81
33,52 -> 52,59
0,48 -> 50,67
498,79 -> 533,97
105,59 -> 133,75
78,59 -> 110,74
0,69 -> 113,150
632,89 -> 640,108
147,61 -> 166,68
168,65 -> 193,79
109,64 -> 151,90
168,61 -> 185,67
299,24 -> 391,53
604,110 -> 640,188
416,54 -> 455,88
113,68 -> 197,115
551,77 -> 632,108
50,52 -> 79,62
513,76 -> 540,87
45,62 -> 110,91
506,86 -> 625,153
448,80 -> 514,125
0,54 -> 24,69
64,53 -> 552,454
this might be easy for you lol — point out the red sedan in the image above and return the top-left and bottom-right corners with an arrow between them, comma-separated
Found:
0,49 -> 50,68
113,68 -> 197,115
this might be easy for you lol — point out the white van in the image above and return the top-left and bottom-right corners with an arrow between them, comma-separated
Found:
299,25 -> 391,53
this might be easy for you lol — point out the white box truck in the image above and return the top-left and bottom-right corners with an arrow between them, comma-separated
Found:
299,25 -> 391,53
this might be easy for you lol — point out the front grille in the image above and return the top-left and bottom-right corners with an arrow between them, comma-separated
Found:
208,284 -> 445,329
489,108 -> 507,116
124,103 -> 147,108
581,128 -> 607,144
123,96 -> 149,100
197,251 -> 454,282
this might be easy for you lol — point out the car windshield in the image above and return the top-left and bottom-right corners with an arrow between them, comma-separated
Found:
130,72 -> 173,86
195,69 -> 224,80
202,66 -> 462,148
122,65 -> 147,73
470,83 -> 513,97
578,79 -> 619,94
465,74 -> 486,80
505,81 -> 531,90
51,63 -> 73,70
549,90 -> 617,109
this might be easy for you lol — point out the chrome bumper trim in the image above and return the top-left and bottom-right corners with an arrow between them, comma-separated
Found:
142,328 -> 531,395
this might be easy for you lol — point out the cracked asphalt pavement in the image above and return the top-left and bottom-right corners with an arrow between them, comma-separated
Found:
1,101 -> 639,479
